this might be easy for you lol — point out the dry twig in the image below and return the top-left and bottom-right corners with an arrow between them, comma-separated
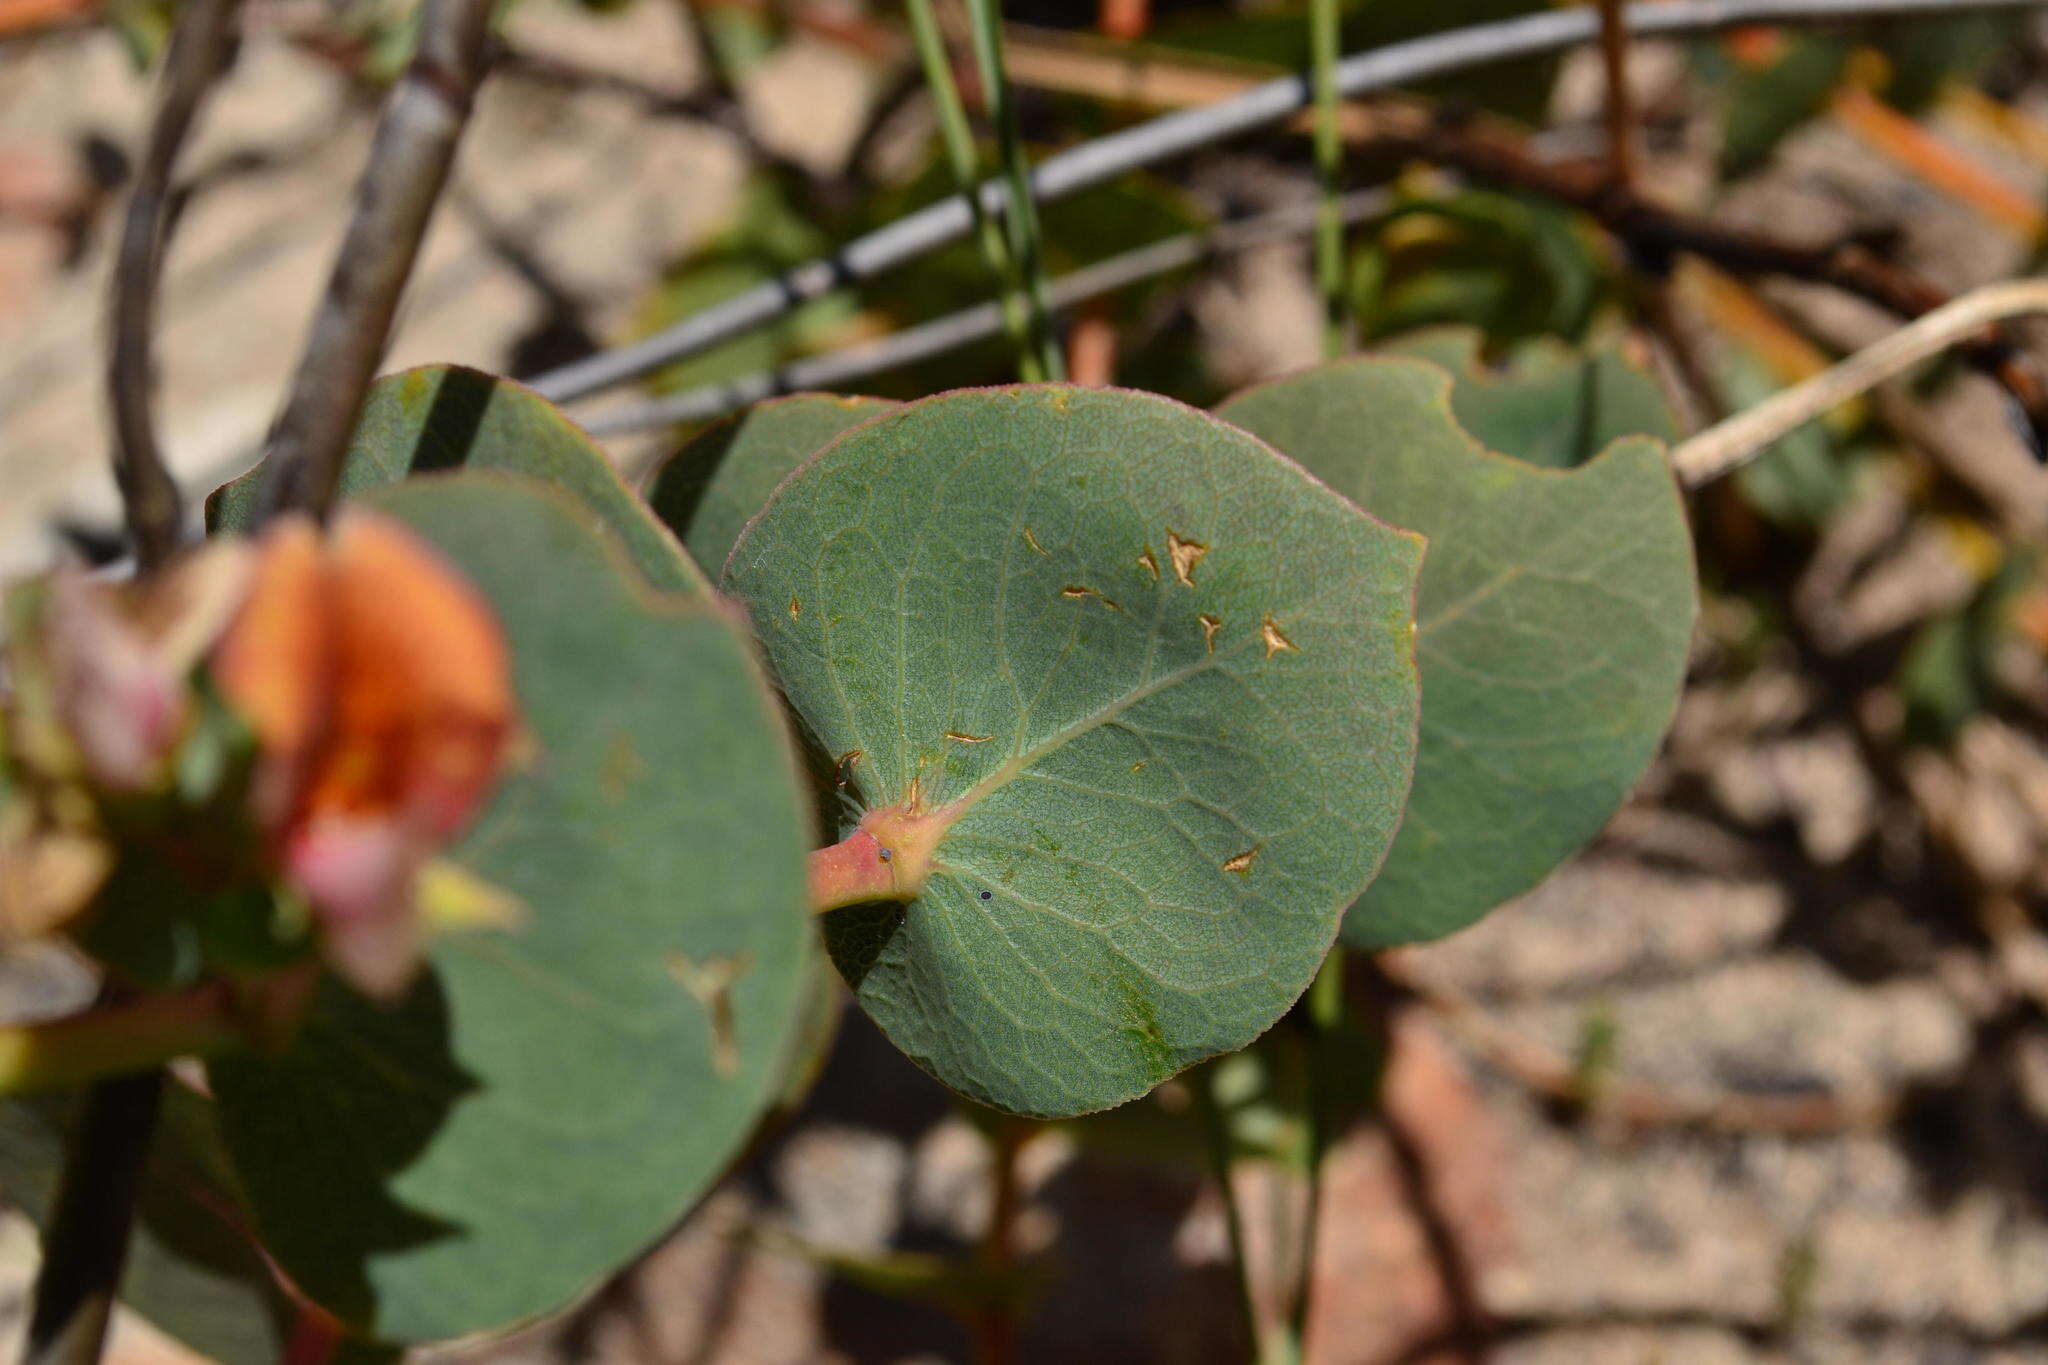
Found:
106,0 -> 242,568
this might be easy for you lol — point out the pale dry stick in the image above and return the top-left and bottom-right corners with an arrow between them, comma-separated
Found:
251,0 -> 494,524
106,0 -> 242,569
1671,277 -> 2048,487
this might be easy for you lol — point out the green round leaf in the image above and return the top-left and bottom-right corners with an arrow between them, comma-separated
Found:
1376,327 -> 1679,469
724,385 -> 1423,1118
207,365 -> 708,595
210,474 -> 813,1342
646,393 -> 898,573
1220,357 -> 1696,948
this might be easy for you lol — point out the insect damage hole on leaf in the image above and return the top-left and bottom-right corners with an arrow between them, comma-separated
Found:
1137,547 -> 1160,579
1199,612 -> 1222,653
1023,528 -> 1050,556
1061,585 -> 1123,611
1223,844 -> 1262,875
945,731 -> 993,744
667,950 -> 755,1078
1260,616 -> 1299,657
1165,530 -> 1208,586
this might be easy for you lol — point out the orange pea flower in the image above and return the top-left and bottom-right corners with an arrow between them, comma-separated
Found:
212,510 -> 516,998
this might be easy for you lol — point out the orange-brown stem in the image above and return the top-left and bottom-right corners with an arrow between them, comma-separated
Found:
807,802 -> 958,913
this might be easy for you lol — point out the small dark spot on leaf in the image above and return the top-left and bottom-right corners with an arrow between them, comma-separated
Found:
600,731 -> 643,803
979,890 -> 992,901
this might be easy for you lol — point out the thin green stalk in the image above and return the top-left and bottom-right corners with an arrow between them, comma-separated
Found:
959,0 -> 1065,380
1310,0 -> 1345,357
1287,953 -> 1346,1355
903,0 -> 1043,380
1197,1065 -> 1260,1361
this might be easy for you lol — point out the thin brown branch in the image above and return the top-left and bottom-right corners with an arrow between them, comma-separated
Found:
1595,0 -> 1635,189
106,0 -> 242,569
1377,951 -> 1898,1136
252,0 -> 495,525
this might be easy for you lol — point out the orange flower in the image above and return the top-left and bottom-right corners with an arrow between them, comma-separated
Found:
212,510 -> 516,997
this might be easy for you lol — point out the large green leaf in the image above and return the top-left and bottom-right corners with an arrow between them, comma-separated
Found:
1219,358 -> 1695,948
1376,327 -> 1678,468
646,393 -> 898,572
723,385 -> 1423,1117
207,366 -> 708,595
210,474 -> 814,1342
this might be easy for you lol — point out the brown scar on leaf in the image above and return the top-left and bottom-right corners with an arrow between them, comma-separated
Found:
1061,585 -> 1123,612
789,595 -> 802,621
833,749 -> 863,787
1136,547 -> 1160,580
1222,844 -> 1262,875
1023,528 -> 1050,557
1199,613 -> 1222,654
1165,530 -> 1208,587
666,950 -> 755,1077
600,732 -> 644,803
1260,616 -> 1298,658
944,730 -> 992,744
1131,760 -> 1148,772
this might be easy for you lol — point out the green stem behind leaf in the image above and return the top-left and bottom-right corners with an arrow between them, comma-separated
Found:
961,0 -> 1066,380
1287,952 -> 1347,1353
903,0 -> 1044,381
1310,0 -> 1345,358
1198,1064 -> 1261,1360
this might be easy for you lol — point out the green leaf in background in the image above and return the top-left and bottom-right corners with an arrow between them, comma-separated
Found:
724,385 -> 1423,1117
1219,357 -> 1695,948
210,474 -> 814,1342
1351,191 -> 1609,351
1698,33 -> 1850,179
1377,326 -> 1679,469
1874,12 -> 2026,111
647,393 -> 898,572
207,365 -> 707,595
1715,348 -> 1864,527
